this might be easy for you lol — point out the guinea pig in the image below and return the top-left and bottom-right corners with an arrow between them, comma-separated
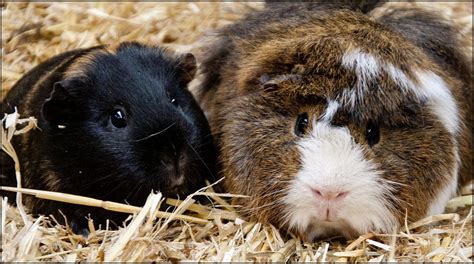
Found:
196,2 -> 472,240
1,42 -> 218,230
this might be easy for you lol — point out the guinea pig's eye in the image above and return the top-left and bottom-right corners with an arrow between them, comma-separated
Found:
366,120 -> 380,147
111,109 -> 127,128
170,98 -> 179,107
295,112 -> 309,137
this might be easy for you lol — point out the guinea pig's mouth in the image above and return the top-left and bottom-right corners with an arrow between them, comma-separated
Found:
313,212 -> 346,224
168,174 -> 185,188
303,219 -> 356,241
320,219 -> 339,223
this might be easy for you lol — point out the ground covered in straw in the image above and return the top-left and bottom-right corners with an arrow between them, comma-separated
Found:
1,2 -> 473,262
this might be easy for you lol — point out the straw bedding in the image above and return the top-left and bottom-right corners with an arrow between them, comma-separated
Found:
1,2 -> 472,262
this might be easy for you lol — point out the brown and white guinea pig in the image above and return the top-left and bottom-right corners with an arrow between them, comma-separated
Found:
1,42 -> 217,230
196,2 -> 472,240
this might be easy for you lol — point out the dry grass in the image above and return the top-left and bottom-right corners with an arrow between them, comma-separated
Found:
1,2 -> 473,262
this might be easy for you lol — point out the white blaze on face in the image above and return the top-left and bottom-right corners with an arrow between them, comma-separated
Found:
282,105 -> 398,239
340,48 -> 461,218
319,100 -> 339,122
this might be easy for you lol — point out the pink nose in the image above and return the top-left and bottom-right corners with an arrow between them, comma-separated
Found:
312,187 -> 348,201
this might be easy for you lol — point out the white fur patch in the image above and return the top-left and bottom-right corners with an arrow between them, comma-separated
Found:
426,148 -> 459,216
414,71 -> 460,135
383,66 -> 460,135
341,48 -> 380,103
341,48 -> 380,88
384,63 -> 417,94
339,88 -> 357,110
320,100 -> 339,122
341,48 -> 460,135
282,122 -> 398,239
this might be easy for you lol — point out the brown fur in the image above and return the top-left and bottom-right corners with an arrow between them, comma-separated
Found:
197,3 -> 472,238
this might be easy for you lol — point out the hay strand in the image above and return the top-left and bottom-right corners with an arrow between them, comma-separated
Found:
0,186 -> 208,225
1,109 -> 38,224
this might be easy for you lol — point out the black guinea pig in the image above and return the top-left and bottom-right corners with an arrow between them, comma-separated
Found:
1,42 -> 218,230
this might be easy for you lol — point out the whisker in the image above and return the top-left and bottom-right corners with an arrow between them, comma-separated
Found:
385,179 -> 412,189
103,181 -> 127,199
186,140 -> 214,178
237,190 -> 288,213
82,173 -> 119,187
133,122 -> 176,142
125,183 -> 142,202
257,188 -> 289,200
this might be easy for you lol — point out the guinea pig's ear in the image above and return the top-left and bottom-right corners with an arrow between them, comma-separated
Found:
176,53 -> 197,83
42,80 -> 77,126
259,73 -> 302,93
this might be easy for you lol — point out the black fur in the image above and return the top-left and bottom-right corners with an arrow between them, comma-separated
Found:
1,42 -> 218,230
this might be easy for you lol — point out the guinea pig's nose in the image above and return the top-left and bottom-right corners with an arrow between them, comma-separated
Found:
160,157 -> 174,168
178,153 -> 187,167
171,173 -> 185,187
312,187 -> 348,202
